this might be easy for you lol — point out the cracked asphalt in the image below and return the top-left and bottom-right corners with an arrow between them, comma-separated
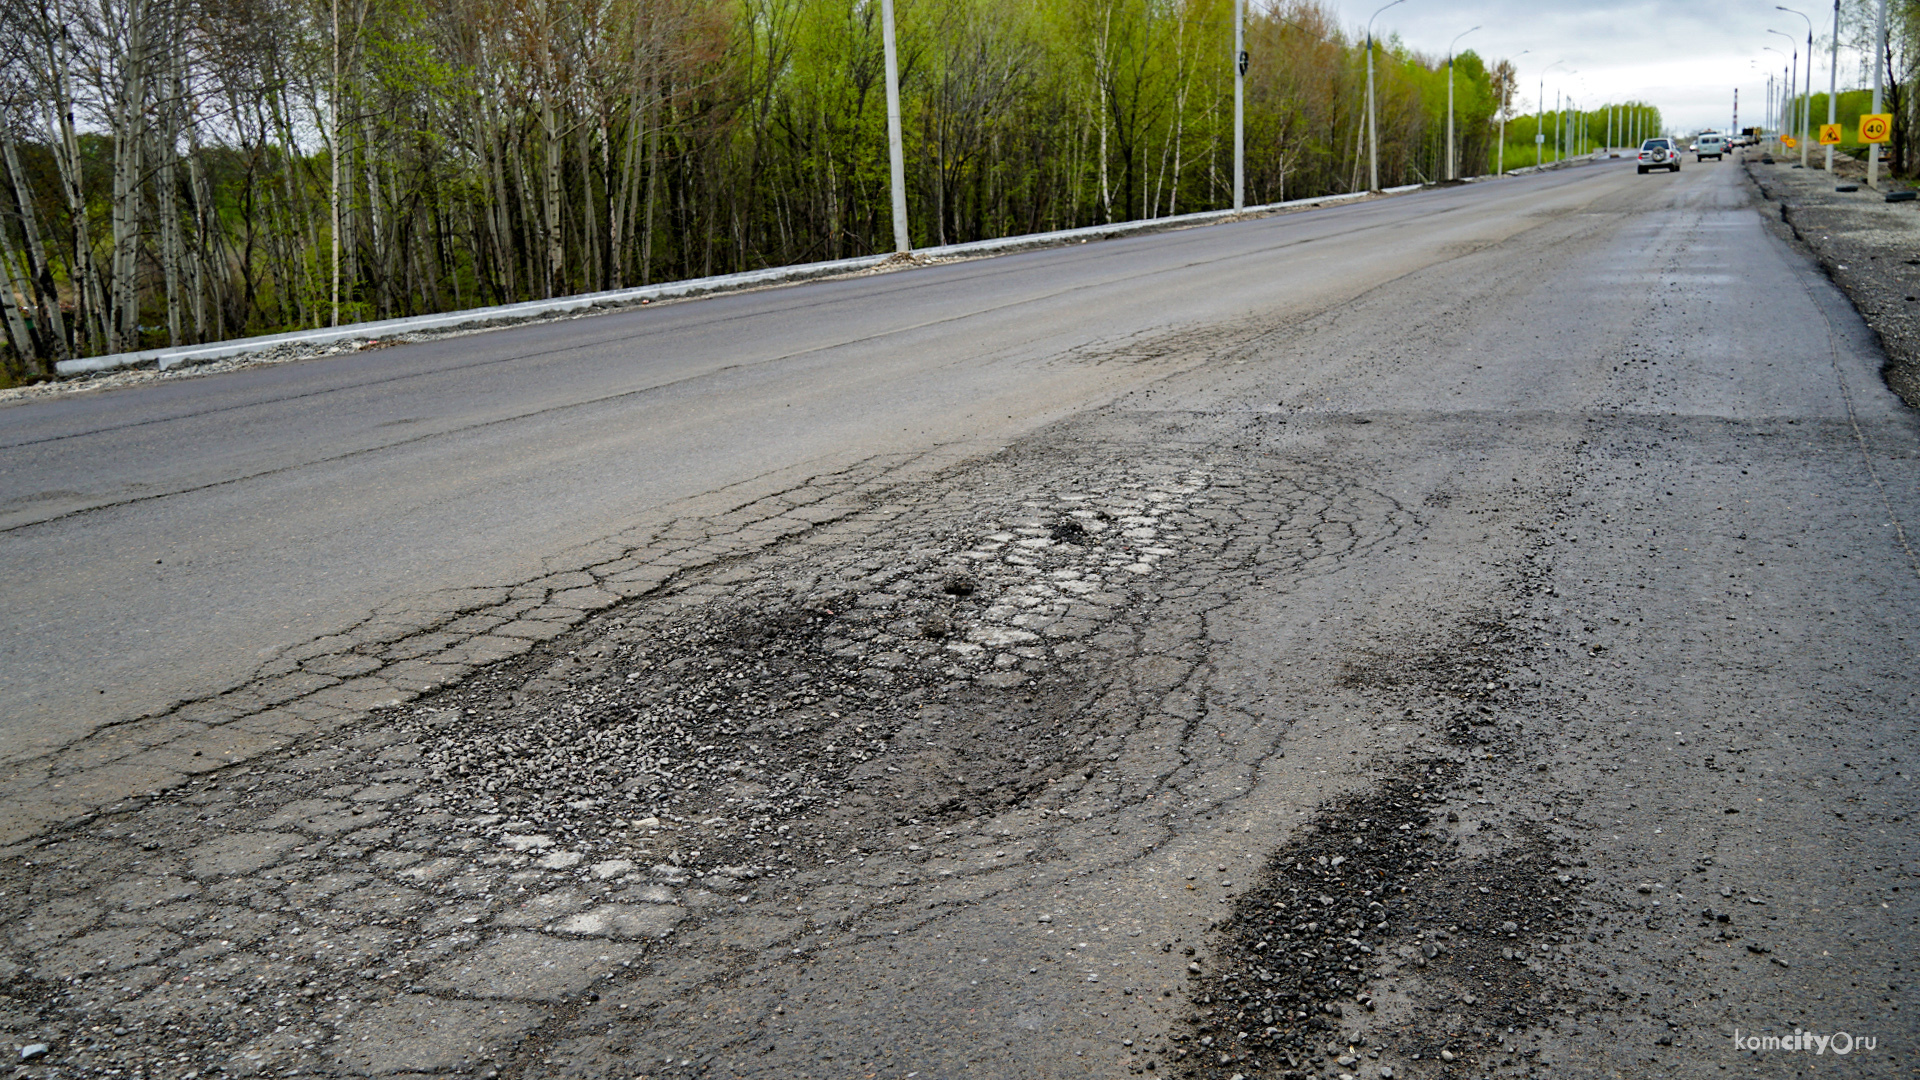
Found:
2,158 -> 1916,1079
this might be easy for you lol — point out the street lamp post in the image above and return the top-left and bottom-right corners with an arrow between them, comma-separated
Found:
881,0 -> 908,252
1557,74 -> 1576,161
1539,60 -> 1566,169
1446,26 -> 1479,180
1778,6 -> 1813,166
1233,0 -> 1245,209
1823,0 -> 1840,173
1767,29 -> 1798,158
1869,0 -> 1888,187
1764,45 -> 1791,147
1366,0 -> 1406,192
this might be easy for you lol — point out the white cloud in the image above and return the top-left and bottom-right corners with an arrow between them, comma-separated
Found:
1336,0 -> 1873,132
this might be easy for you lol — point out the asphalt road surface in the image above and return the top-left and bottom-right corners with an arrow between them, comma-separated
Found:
0,163 -> 1654,762
0,157 -> 1915,1080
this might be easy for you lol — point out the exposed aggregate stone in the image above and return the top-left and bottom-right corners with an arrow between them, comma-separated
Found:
0,439 -> 1442,1077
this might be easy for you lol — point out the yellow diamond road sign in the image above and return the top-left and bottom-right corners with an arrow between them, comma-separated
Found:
1860,114 -> 1892,143
1818,124 -> 1843,145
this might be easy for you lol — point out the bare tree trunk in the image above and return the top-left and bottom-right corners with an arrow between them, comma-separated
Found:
0,217 -> 44,375
2,137 -> 69,360
580,112 -> 600,291
109,0 -> 154,352
542,97 -> 563,298
153,129 -> 184,346
186,149 -> 210,339
640,81 -> 661,285
478,96 -> 516,302
154,27 -> 188,349
267,84 -> 310,328
363,119 -> 388,317
513,142 -> 541,295
39,8 -> 108,354
609,86 -> 643,290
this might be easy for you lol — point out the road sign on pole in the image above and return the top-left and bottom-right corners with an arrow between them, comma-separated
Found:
1817,123 -> 1842,145
1859,114 -> 1892,142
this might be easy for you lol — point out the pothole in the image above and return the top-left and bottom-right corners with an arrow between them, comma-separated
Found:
1173,762 -> 1593,1080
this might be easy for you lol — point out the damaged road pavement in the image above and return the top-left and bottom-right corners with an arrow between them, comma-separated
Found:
2,165 -> 1916,1079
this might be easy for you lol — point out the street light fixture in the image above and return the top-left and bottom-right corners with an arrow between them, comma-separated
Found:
1763,45 -> 1790,144
1777,6 -> 1813,166
881,0 -> 908,251
1823,0 -> 1840,173
1557,71 -> 1577,162
1767,29 -> 1799,158
1447,26 -> 1480,180
1234,0 -> 1246,210
1539,59 -> 1567,169
1366,0 -> 1407,192
1869,0 -> 1889,188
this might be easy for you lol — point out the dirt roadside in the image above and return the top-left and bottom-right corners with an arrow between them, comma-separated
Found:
1744,149 -> 1920,408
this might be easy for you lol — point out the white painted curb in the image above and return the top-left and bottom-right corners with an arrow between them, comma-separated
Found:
56,185 -> 1422,377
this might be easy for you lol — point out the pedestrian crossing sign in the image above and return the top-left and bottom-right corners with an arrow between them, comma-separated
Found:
1818,124 -> 1843,145
1859,114 -> 1892,143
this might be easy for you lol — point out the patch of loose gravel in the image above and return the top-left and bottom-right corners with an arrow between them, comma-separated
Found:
1173,762 -> 1593,1080
0,435 -> 1415,1077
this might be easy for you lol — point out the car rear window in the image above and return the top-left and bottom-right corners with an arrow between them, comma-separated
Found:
1642,140 -> 1670,150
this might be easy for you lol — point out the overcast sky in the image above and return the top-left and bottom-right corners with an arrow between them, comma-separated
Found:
1348,0 -> 1877,134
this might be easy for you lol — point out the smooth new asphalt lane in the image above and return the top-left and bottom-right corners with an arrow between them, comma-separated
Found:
1,164 -> 1628,762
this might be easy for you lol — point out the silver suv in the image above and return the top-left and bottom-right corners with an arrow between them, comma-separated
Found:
1637,138 -> 1681,174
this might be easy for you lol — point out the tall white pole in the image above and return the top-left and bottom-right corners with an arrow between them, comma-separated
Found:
1869,0 -> 1888,187
1366,43 -> 1378,190
1804,25 -> 1813,166
1445,27 -> 1476,181
881,0 -> 909,253
1780,7 -> 1815,164
1366,0 -> 1405,194
1234,0 -> 1245,209
330,0 -> 340,327
1824,0 -> 1839,172
1782,43 -> 1798,155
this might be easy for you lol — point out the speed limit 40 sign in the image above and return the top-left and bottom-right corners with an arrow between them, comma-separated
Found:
1859,113 -> 1892,143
